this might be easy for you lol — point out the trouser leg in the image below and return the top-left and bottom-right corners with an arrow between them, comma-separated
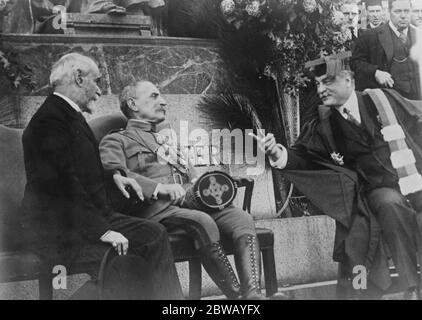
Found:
158,206 -> 220,249
367,188 -> 419,290
108,212 -> 183,299
72,242 -> 156,300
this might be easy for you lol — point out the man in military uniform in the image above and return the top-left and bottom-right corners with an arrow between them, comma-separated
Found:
99,80 -> 283,300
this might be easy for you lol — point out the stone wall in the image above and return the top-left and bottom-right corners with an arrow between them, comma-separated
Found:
0,35 -> 226,98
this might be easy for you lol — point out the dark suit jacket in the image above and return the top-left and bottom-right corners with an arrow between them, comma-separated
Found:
351,23 -> 419,93
21,94 -> 112,261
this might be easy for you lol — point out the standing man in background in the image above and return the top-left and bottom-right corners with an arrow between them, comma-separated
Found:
365,0 -> 385,29
411,0 -> 422,27
351,0 -> 421,99
341,0 -> 360,39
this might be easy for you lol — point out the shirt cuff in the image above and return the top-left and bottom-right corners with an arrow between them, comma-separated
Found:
100,230 -> 112,241
269,144 -> 288,169
152,183 -> 162,200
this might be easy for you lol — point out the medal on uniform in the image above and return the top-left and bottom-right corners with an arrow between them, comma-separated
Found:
330,152 -> 344,166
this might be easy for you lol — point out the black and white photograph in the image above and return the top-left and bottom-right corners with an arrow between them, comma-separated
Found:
1,0 -> 422,306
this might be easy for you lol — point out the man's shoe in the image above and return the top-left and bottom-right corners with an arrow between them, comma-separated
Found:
269,291 -> 292,300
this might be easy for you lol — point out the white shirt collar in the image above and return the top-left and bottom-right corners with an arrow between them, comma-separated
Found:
348,25 -> 358,37
389,20 -> 408,37
53,92 -> 82,113
336,91 -> 361,124
130,119 -> 151,124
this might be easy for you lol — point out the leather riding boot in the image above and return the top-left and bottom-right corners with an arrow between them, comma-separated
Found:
198,242 -> 240,299
233,234 -> 267,300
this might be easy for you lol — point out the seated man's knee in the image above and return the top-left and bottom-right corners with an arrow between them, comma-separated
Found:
189,210 -> 220,241
193,210 -> 217,227
368,188 -> 416,229
150,222 -> 169,244
228,208 -> 255,226
131,220 -> 169,250
368,188 -> 408,213
217,208 -> 256,241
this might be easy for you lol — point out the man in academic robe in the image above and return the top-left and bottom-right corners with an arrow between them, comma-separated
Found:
254,55 -> 422,299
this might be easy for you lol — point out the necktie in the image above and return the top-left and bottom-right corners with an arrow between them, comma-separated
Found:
349,27 -> 356,40
399,30 -> 407,44
343,107 -> 360,126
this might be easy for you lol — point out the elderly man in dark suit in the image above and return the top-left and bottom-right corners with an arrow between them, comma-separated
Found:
254,55 -> 422,299
21,53 -> 183,299
340,0 -> 360,40
351,0 -> 421,99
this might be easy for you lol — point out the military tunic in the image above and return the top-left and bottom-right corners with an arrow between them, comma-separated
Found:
99,119 -> 256,249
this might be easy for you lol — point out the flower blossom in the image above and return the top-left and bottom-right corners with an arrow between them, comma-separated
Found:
246,0 -> 261,17
303,0 -> 317,13
221,0 -> 236,15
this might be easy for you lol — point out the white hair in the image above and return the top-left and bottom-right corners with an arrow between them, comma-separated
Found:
49,53 -> 98,89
